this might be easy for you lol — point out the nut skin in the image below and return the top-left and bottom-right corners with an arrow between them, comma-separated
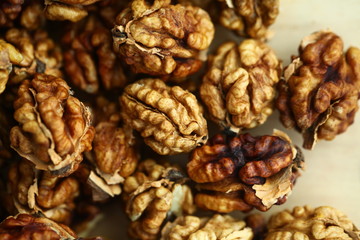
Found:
218,0 -> 279,40
200,40 -> 281,132
62,15 -> 127,94
112,0 -> 214,81
124,159 -> 195,240
187,130 -> 304,213
120,78 -> 208,155
0,39 -> 23,94
0,0 -> 24,28
276,30 -> 360,149
4,28 -> 63,85
160,214 -> 253,240
266,206 -> 360,240
0,213 -> 104,240
7,160 -> 80,224
10,73 -> 95,177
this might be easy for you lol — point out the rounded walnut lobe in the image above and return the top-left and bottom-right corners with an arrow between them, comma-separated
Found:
218,0 -> 279,40
112,0 -> 214,81
10,73 -> 95,177
0,0 -> 24,28
200,40 -> 281,132
187,130 -> 304,213
62,15 -> 127,94
266,206 -> 360,240
276,30 -> 360,149
120,78 -> 208,155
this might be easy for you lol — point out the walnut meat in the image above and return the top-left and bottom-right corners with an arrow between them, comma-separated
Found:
0,39 -> 23,94
44,0 -> 103,22
276,30 -> 360,149
124,159 -> 195,240
7,160 -> 80,224
0,0 -> 24,28
0,213 -> 103,240
10,74 -> 95,176
4,28 -> 63,85
187,130 -> 304,213
161,214 -> 253,240
120,78 -> 208,155
62,15 -> 127,93
266,206 -> 360,240
218,0 -> 279,39
112,0 -> 214,81
200,40 -> 281,131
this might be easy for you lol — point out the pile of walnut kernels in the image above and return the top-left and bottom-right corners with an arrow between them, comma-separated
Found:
0,0 -> 360,239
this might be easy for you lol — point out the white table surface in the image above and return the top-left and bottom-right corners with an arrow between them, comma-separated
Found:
84,0 -> 360,238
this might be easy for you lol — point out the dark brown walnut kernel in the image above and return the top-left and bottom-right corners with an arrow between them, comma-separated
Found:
200,40 -> 281,132
276,30 -> 360,149
62,15 -> 127,93
0,0 -> 24,28
19,1 -> 46,31
4,28 -> 63,85
44,0 -> 104,22
187,130 -> 304,213
218,0 -> 279,40
0,213 -> 103,240
124,159 -> 195,240
161,214 -> 253,240
266,206 -> 360,240
112,0 -> 214,81
120,78 -> 208,155
7,160 -> 80,224
10,74 -> 95,177
0,39 -> 23,94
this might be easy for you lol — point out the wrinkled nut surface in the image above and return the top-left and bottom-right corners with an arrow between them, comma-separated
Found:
161,214 -> 253,240
200,40 -> 281,131
0,39 -> 23,94
266,206 -> 360,240
120,78 -> 208,155
44,0 -> 103,22
0,0 -> 24,28
8,160 -> 80,224
112,0 -> 214,81
124,159 -> 195,240
218,0 -> 279,39
187,130 -> 304,212
10,73 -> 95,177
276,30 -> 360,149
62,15 -> 127,93
4,28 -> 63,85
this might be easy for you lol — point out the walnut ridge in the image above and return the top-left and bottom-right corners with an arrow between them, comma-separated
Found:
112,0 -> 214,81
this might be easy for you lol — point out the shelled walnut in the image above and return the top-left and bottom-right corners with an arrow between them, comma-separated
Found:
161,214 -> 253,240
0,213 -> 103,240
44,0 -> 103,22
4,28 -> 63,85
200,40 -> 281,132
187,130 -> 304,213
112,0 -> 214,81
0,105 -> 15,163
120,78 -> 208,155
85,97 -> 138,201
266,206 -> 360,240
124,159 -> 195,240
62,15 -> 127,93
218,0 -> 279,40
0,39 -> 23,94
10,73 -> 95,176
276,30 -> 360,149
7,160 -> 80,224
0,0 -> 24,28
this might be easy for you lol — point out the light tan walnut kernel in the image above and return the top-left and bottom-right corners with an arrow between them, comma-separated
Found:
10,73 -> 95,177
120,78 -> 208,155
266,206 -> 360,240
218,0 -> 279,39
112,0 -> 214,81
276,30 -> 360,149
200,40 -> 281,132
161,214 -> 253,240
